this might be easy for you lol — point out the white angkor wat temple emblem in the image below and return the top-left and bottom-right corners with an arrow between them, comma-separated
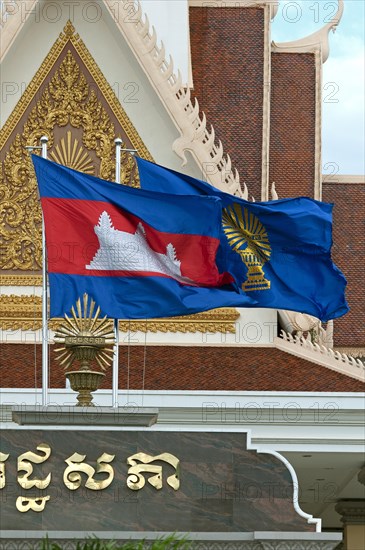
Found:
86,211 -> 184,279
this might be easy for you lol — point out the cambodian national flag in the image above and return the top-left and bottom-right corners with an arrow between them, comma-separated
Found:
32,155 -> 250,319
136,157 -> 349,322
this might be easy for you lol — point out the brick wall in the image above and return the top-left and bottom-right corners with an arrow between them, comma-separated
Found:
1,344 -> 363,391
322,182 -> 365,347
270,53 -> 316,198
189,7 -> 265,199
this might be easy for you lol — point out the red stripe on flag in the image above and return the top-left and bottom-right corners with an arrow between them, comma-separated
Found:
41,198 -> 232,286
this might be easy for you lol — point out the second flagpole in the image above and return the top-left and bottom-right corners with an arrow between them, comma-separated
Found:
112,138 -> 123,408
112,140 -> 138,407
41,136 -> 49,407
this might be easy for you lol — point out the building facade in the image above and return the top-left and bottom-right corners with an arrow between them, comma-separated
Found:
0,1 -> 364,547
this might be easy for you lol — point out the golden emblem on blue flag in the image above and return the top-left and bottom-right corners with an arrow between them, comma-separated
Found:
222,204 -> 271,292
136,157 -> 349,321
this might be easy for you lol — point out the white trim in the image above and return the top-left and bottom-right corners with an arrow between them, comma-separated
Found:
314,49 -> 322,200
0,0 -> 39,62
245,431 -> 321,532
276,333 -> 365,382
255,447 -> 321,531
189,0 -> 279,19
335,347 -> 365,358
2,389 -> 364,445
271,1 -> 343,64
322,175 -> 365,184
2,388 -> 364,399
261,3 -> 271,200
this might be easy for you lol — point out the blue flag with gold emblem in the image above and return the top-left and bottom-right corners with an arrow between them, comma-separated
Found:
136,157 -> 348,322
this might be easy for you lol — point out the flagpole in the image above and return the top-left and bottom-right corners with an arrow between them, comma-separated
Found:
113,141 -> 138,407
112,138 -> 123,408
40,136 -> 49,407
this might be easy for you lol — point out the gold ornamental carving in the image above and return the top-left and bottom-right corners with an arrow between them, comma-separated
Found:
0,275 -> 42,286
0,295 -> 239,333
0,20 -> 153,275
118,308 -> 240,333
50,131 -> 94,174
0,294 -> 44,331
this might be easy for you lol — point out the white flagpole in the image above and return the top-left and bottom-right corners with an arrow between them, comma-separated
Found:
112,138 -> 123,408
112,141 -> 138,407
40,136 -> 49,407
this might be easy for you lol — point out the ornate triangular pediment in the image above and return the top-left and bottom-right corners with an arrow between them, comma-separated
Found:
0,21 -> 153,278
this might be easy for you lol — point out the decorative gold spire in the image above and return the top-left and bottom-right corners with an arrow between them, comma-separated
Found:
54,293 -> 115,372
62,20 -> 78,40
54,294 -> 115,406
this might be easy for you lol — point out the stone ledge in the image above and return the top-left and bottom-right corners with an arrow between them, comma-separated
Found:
11,405 -> 159,426
0,531 -> 342,550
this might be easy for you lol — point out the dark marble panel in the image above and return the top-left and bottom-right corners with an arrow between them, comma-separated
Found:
0,430 -> 314,532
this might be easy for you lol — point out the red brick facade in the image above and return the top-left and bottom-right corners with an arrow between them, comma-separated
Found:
270,53 -> 316,199
0,6 -> 363,395
322,182 -> 365,347
1,344 -> 364,392
189,7 -> 265,199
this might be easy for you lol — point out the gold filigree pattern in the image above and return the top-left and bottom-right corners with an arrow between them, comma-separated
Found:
0,275 -> 42,286
0,20 -> 153,274
0,135 -> 42,271
0,295 -> 239,333
0,294 -> 43,331
118,309 -> 240,333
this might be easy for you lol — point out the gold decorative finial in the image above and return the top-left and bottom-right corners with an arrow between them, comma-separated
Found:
54,294 -> 115,406
63,20 -> 77,40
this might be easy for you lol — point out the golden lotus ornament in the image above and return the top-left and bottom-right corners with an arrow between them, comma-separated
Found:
54,294 -> 115,406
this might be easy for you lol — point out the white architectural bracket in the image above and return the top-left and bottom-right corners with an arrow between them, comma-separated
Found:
272,0 -> 344,63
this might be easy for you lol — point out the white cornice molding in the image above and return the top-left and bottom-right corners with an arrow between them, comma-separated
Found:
314,49 -> 322,199
261,4 -> 271,200
2,390 -> 364,452
272,0 -> 344,63
103,0 -> 243,196
0,0 -> 39,62
276,331 -> 365,383
189,0 -> 279,19
322,175 -> 365,184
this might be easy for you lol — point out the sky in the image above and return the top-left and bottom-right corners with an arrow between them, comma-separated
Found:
272,0 -> 365,175
141,0 -> 364,176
